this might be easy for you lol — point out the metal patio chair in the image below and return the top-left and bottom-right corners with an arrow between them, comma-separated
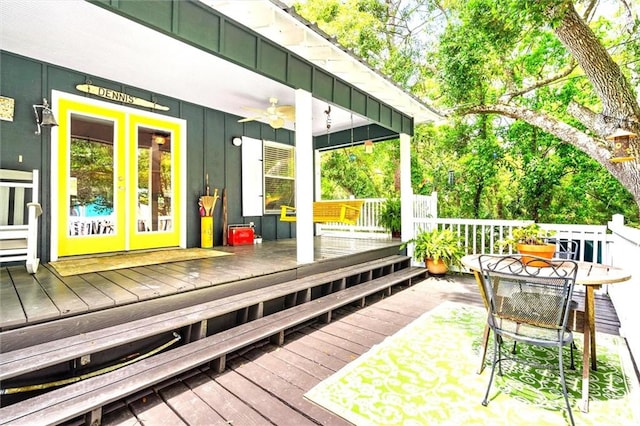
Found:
550,239 -> 579,260
478,254 -> 578,426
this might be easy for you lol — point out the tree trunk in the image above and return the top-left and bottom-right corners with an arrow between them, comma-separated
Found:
549,2 -> 640,125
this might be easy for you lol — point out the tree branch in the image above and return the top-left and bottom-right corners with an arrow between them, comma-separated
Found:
501,61 -> 578,102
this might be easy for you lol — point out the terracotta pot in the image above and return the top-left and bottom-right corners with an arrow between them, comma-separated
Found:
516,243 -> 556,267
426,258 -> 448,275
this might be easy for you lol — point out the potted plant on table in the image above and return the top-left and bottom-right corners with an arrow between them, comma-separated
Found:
377,197 -> 401,238
498,223 -> 556,266
404,227 -> 465,275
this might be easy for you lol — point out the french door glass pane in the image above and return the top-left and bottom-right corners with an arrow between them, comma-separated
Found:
136,128 -> 173,232
68,115 -> 115,236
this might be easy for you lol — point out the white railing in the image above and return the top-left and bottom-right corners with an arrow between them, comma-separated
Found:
413,217 -> 609,263
606,214 -> 640,368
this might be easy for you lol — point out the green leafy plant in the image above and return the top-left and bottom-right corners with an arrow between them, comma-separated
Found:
377,197 -> 401,234
498,223 -> 556,251
404,227 -> 465,269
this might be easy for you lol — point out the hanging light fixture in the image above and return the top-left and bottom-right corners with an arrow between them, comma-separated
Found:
33,98 -> 58,135
364,140 -> 374,154
606,128 -> 636,163
363,124 -> 373,154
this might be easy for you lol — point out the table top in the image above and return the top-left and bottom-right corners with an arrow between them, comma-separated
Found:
461,254 -> 631,286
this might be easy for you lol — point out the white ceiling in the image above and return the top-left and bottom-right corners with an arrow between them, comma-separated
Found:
0,0 -> 440,137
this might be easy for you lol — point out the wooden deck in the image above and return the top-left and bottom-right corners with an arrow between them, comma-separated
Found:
96,274 -> 623,426
0,237 -> 625,425
0,237 -> 402,332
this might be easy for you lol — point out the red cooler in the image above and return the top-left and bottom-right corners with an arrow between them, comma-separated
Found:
227,224 -> 254,246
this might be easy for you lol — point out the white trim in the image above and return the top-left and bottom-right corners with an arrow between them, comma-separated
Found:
241,136 -> 264,217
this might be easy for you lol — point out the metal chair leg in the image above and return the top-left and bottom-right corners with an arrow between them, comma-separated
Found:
558,345 -> 576,426
482,334 -> 500,407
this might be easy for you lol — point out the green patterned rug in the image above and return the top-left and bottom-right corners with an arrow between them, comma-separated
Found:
305,302 -> 639,425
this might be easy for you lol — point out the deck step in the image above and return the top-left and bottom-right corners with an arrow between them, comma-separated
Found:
0,255 -> 411,381
0,266 -> 426,425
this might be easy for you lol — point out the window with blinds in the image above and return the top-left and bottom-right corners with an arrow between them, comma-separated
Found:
263,141 -> 295,213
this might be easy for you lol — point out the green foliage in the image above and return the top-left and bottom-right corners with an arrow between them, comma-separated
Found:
295,0 -> 640,226
377,197 -> 401,232
320,140 -> 399,199
70,139 -> 114,213
404,227 -> 465,268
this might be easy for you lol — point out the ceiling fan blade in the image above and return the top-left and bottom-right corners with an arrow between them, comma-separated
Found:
238,116 -> 262,123
269,117 -> 285,129
276,105 -> 295,120
242,106 -> 267,114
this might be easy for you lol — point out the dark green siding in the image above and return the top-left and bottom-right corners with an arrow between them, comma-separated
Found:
177,1 -> 220,51
260,40 -> 288,83
223,21 -> 258,69
119,0 -> 173,32
314,70 -> 333,102
333,80 -> 350,108
288,56 -> 313,92
352,90 -> 367,116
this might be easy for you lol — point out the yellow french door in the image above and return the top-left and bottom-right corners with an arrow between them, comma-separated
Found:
54,93 -> 183,257
128,114 -> 182,250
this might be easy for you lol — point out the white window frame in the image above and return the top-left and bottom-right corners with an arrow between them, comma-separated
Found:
263,140 -> 295,214
241,138 -> 296,216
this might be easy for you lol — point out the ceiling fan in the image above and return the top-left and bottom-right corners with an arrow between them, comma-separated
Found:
238,97 -> 295,129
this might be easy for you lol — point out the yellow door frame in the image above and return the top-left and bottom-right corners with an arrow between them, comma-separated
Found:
50,91 -> 186,260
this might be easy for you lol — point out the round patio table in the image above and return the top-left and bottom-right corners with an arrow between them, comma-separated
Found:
461,254 -> 631,413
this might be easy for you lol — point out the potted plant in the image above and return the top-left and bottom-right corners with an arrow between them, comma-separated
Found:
498,223 -> 556,266
404,227 -> 465,275
378,197 -> 401,238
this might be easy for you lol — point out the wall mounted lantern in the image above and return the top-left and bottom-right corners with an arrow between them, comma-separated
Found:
232,137 -> 242,147
33,98 -> 58,135
606,128 -> 636,163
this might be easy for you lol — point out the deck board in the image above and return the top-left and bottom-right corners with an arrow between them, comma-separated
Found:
227,354 -> 353,426
79,272 -> 139,305
128,391 -> 187,425
56,271 -> 116,310
34,266 -> 89,315
309,315 -> 387,347
114,268 -> 180,297
183,373 -> 271,425
212,369 -> 317,426
10,268 -> 60,322
0,269 -> 26,327
158,381 -> 228,425
98,270 -> 167,300
130,266 -> 196,292
141,263 -> 211,288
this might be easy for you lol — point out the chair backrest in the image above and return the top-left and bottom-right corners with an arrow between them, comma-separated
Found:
478,255 -> 578,337
0,169 -> 38,226
550,239 -> 579,260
